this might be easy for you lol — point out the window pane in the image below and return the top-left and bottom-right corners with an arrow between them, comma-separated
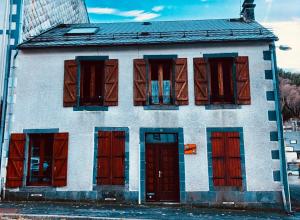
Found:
80,61 -> 104,106
28,134 -> 53,186
151,81 -> 159,104
163,80 -> 171,104
209,58 -> 234,104
146,133 -> 177,143
29,141 -> 40,184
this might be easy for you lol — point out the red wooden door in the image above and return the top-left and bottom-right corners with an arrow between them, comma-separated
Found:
146,143 -> 179,202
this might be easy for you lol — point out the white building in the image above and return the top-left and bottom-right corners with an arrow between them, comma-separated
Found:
0,0 -> 291,211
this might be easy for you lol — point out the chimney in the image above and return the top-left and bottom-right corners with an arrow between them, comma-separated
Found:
241,0 -> 256,22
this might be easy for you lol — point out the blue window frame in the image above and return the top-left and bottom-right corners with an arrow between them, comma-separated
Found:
74,56 -> 109,111
206,127 -> 247,191
203,53 -> 238,106
143,55 -> 178,110
93,127 -> 130,187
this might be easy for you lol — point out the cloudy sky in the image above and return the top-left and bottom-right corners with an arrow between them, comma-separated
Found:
86,0 -> 300,72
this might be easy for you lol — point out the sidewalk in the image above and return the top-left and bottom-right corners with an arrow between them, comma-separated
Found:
0,201 -> 299,220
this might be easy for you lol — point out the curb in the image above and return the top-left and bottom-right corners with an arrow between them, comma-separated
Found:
0,214 -> 146,220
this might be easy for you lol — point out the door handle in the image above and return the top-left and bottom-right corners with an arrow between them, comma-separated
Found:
158,171 -> 162,178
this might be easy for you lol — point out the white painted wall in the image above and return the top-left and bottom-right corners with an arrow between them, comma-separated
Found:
1,42 -> 282,193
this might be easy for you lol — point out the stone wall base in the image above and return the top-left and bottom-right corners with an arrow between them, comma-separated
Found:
186,191 -> 283,210
4,189 -> 284,210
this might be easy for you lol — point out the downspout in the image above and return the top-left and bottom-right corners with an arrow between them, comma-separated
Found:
0,0 -> 13,198
1,49 -> 19,200
138,140 -> 141,205
270,42 -> 292,213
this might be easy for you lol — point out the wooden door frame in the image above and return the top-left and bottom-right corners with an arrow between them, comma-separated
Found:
139,128 -> 185,203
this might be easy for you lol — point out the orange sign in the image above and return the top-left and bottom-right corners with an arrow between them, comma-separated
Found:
184,144 -> 196,154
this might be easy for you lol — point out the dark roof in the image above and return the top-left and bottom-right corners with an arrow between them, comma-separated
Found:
19,19 -> 277,48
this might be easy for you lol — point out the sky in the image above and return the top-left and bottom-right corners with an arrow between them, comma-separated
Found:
85,0 -> 300,72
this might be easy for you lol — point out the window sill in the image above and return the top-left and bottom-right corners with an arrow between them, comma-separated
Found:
19,186 -> 56,192
212,186 -> 244,191
205,104 -> 241,110
73,106 -> 108,111
144,105 -> 179,111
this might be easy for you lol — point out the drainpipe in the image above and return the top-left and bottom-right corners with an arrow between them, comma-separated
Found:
1,49 -> 19,200
138,141 -> 141,205
270,42 -> 292,213
0,0 -> 13,198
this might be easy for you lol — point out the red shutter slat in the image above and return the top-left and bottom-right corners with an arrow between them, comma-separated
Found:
225,132 -> 242,187
235,56 -> 251,105
211,132 -> 225,186
175,58 -> 189,105
52,133 -> 68,187
111,131 -> 125,185
104,59 -> 119,106
133,59 -> 147,106
63,60 -> 78,107
6,134 -> 26,188
97,131 -> 111,185
194,58 -> 209,105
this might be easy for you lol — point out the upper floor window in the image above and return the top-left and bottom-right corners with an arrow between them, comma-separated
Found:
133,57 -> 188,107
149,60 -> 173,105
63,58 -> 118,108
194,55 -> 251,106
80,61 -> 105,106
209,58 -> 235,104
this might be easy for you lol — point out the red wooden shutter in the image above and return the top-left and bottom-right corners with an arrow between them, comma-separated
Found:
211,132 -> 226,186
97,131 -> 125,185
225,132 -> 242,187
104,59 -> 119,106
175,58 -> 189,105
6,134 -> 26,188
211,132 -> 242,187
235,56 -> 251,105
133,59 -> 147,106
97,131 -> 111,185
193,58 -> 209,105
52,133 -> 68,187
63,60 -> 78,107
111,131 -> 125,185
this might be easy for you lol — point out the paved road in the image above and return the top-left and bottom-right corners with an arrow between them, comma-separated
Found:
0,177 -> 299,220
289,176 -> 300,211
0,201 -> 300,220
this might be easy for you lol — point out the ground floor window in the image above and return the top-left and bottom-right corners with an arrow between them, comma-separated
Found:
6,132 -> 69,188
211,131 -> 242,187
27,134 -> 54,186
97,131 -> 125,185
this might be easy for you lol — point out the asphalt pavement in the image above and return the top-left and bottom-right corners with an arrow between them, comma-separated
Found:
0,201 -> 299,220
0,176 -> 299,220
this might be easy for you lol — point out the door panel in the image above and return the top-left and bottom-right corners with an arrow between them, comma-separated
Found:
159,144 -> 179,202
146,142 -> 179,202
